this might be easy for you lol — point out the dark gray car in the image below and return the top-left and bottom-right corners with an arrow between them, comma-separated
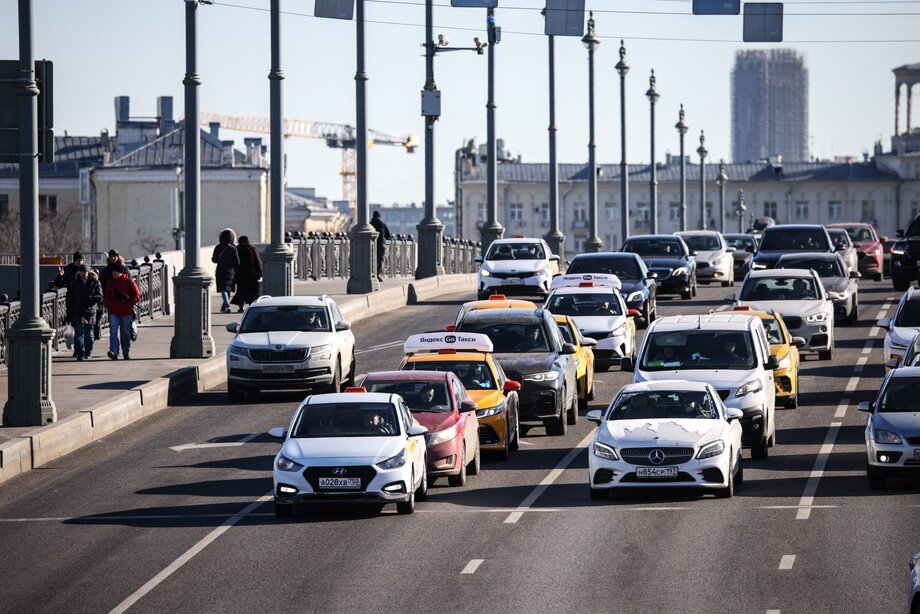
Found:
775,252 -> 860,323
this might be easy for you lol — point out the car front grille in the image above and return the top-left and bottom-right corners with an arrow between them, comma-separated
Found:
478,424 -> 500,445
620,447 -> 694,466
249,348 -> 308,363
229,367 -> 329,380
783,316 -> 802,330
715,389 -> 732,401
303,466 -> 376,492
619,472 -> 695,483
649,268 -> 672,280
906,242 -> 920,259
492,272 -> 537,280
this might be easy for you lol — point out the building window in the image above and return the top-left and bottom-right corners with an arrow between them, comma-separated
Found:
605,202 -> 617,222
0,194 -> 8,220
508,202 -> 523,222
861,201 -> 876,225
572,237 -> 585,254
704,202 -> 714,226
39,194 -> 58,216
828,201 -> 843,221
540,202 -> 550,224
573,203 -> 587,222
477,203 -> 486,223
763,201 -> 778,220
604,234 -> 618,249
794,201 -> 809,221
669,202 -> 681,221
635,203 -> 650,227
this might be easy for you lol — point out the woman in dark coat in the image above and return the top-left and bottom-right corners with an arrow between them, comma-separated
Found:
230,236 -> 263,312
212,228 -> 240,313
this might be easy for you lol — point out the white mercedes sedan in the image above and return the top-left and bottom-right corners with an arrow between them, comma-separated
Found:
586,380 -> 744,500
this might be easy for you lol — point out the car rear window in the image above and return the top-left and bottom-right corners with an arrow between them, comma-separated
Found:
458,321 -> 550,353
546,293 -> 623,317
401,361 -> 496,391
682,235 -> 721,252
777,258 -> 844,278
486,242 -> 545,261
364,380 -> 452,413
759,228 -> 830,252
622,238 -> 684,257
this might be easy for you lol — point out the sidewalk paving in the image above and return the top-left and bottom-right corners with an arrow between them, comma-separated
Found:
0,277 -> 416,443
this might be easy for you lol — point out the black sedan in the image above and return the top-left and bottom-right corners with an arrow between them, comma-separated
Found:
564,252 -> 657,327
621,235 -> 697,300
724,233 -> 757,281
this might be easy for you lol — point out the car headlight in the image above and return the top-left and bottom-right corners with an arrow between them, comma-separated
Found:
376,448 -> 407,470
592,441 -> 619,460
866,246 -> 880,255
672,266 -> 688,277
525,371 -> 560,382
427,423 -> 458,446
480,268 -> 491,277
805,312 -> 829,324
751,262 -> 767,270
230,345 -> 249,356
276,454 -> 304,472
476,403 -> 504,418
311,344 -> 331,354
778,354 -> 792,370
536,267 -> 549,278
696,440 -> 725,459
891,242 -> 906,256
735,379 -> 763,398
875,429 -> 903,445
611,323 -> 626,337
626,290 -> 644,303
828,291 -> 850,301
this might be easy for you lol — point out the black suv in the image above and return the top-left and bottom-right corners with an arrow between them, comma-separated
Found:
456,308 -> 579,436
890,215 -> 920,291
751,224 -> 834,270
565,252 -> 657,327
621,235 -> 697,300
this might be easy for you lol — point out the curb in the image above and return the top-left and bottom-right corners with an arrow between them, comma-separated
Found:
0,274 -> 476,486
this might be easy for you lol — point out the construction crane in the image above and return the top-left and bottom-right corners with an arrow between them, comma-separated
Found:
199,112 -> 418,212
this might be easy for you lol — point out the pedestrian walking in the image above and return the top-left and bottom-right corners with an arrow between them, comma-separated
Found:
212,228 -> 240,313
370,211 -> 391,282
230,236 -> 263,312
103,264 -> 141,360
66,264 -> 103,360
54,251 -> 84,289
96,249 -> 123,341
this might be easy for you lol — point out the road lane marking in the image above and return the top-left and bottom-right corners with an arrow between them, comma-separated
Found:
461,559 -> 484,574
355,340 -> 405,355
758,505 -> 839,510
0,512 -> 276,523
108,493 -> 273,614
778,555 -> 796,570
170,432 -> 260,452
844,377 -> 859,393
834,401 -> 849,419
795,422 -> 841,520
504,430 -> 596,524
853,356 -> 868,373
518,440 -> 536,446
766,610 -> 782,614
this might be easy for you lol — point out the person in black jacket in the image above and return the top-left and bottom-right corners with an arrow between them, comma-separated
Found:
67,264 -> 103,360
54,252 -> 84,289
212,228 -> 240,313
230,236 -> 263,312
370,211 -> 392,282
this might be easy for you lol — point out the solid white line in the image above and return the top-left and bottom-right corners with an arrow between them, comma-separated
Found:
869,326 -> 880,337
853,356 -> 868,373
766,609 -> 782,614
628,507 -> 688,511
518,440 -> 536,447
778,555 -> 796,570
170,432 -> 260,452
795,422 -> 841,520
108,493 -> 273,614
758,505 -> 839,510
504,429 -> 596,524
460,559 -> 484,575
0,512 -> 275,523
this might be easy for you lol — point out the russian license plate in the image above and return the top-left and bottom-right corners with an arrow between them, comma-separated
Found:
636,466 -> 678,478
318,477 -> 361,490
261,364 -> 295,374
503,278 -> 523,286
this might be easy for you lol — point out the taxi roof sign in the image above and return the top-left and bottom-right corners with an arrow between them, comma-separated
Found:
344,386 -> 367,393
403,332 -> 494,355
551,273 -> 622,290
488,294 -> 507,300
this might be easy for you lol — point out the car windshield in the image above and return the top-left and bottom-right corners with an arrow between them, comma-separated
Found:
777,258 -> 844,278
762,318 -> 785,344
877,378 -> 920,412
240,305 -> 330,333
740,276 -> 820,301
641,331 -> 757,371
725,236 -> 754,251
486,242 -> 545,261
681,235 -> 721,252
402,361 -> 495,391
606,390 -> 719,420
291,402 -> 400,438
828,231 -> 850,249
364,380 -> 451,413
556,322 -> 576,345
895,300 -> 920,327
458,321 -> 551,353
567,257 -> 642,279
843,227 -> 874,243
758,228 -> 830,251
546,293 -> 623,317
623,239 -> 685,257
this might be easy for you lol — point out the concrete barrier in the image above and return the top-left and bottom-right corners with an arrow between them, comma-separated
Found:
133,378 -> 171,417
0,438 -> 32,484
197,357 -> 227,393
29,412 -> 94,468
81,391 -> 144,441
165,367 -> 199,404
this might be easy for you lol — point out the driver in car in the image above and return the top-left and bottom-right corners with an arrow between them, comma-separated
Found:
415,384 -> 440,410
303,310 -> 322,329
792,279 -> 809,299
514,327 -> 544,352
717,337 -> 744,364
365,411 -> 393,434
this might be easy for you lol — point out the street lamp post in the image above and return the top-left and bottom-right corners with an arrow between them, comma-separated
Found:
717,159 -> 728,233
263,0 -> 295,296
347,0 -> 380,293
543,31 -> 565,258
675,104 -> 688,232
736,189 -> 747,233
615,40 -> 629,245
583,12 -> 602,253
4,0 -> 57,426
646,70 -> 660,235
169,0 -> 215,360
697,130 -> 708,231
479,7 -> 504,255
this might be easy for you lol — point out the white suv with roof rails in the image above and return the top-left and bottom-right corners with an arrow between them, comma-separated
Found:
475,238 -> 561,300
225,295 -> 356,401
622,313 -> 778,459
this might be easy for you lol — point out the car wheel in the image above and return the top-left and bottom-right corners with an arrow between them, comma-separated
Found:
587,377 -> 596,401
589,486 -> 609,501
327,360 -> 342,393
567,392 -> 579,426
497,420 -> 511,461
468,442 -> 481,476
397,476 -> 416,515
784,395 -> 798,409
449,449 -> 467,487
227,383 -> 245,403
345,354 -> 356,388
681,287 -> 693,300
734,453 -> 744,486
893,274 -> 911,292
274,501 -> 293,518
715,462 -> 735,498
692,277 -> 698,297
850,298 -> 859,324
751,435 -> 769,460
819,347 -> 833,361
874,271 -> 883,282
509,409 -> 520,452
416,463 -> 428,501
545,388 -> 568,436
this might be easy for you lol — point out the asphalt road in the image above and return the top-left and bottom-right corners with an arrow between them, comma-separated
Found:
0,282 -> 917,614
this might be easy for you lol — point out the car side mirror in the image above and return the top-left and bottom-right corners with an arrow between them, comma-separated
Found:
586,409 -> 603,424
268,427 -> 286,439
549,254 -> 560,262
896,229 -> 904,238
857,401 -> 872,413
561,343 -> 578,355
646,271 -> 656,279
765,355 -> 780,370
878,317 -> 892,330
503,380 -> 521,393
726,246 -> 736,253
627,308 -> 641,317
792,336 -> 806,348
474,256 -> 483,263
407,424 -> 429,437
724,293 -> 736,304
884,357 -> 900,369
335,321 -> 351,331
725,407 -> 744,421
620,356 -> 634,372
849,271 -> 861,279
581,337 -> 597,347
690,250 -> 698,257
460,399 -> 478,413
226,322 -> 239,333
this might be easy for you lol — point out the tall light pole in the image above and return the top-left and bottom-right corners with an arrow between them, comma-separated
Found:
347,0 -> 379,293
697,130 -> 708,231
583,12 -> 602,253
170,0 -> 215,360
736,189 -> 747,233
675,104 -> 688,232
615,40 -> 629,245
544,29 -> 564,258
4,0 -> 56,425
717,159 -> 728,233
263,0 -> 295,296
416,0 -> 445,279
479,7 -> 504,255
646,70 -> 660,235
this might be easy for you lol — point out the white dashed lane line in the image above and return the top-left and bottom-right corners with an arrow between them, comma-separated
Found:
778,555 -> 796,570
461,559 -> 484,574
795,422 -> 842,521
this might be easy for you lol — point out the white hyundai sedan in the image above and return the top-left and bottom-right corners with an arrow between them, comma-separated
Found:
586,381 -> 744,500
270,390 -> 429,517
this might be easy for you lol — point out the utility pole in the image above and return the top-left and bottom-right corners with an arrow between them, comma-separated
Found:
543,31 -> 564,258
646,70 -> 660,235
717,159 -> 728,233
675,104 -> 688,232
583,12 -> 602,253
479,7 -> 504,255
615,40 -> 629,245
697,130 -> 708,231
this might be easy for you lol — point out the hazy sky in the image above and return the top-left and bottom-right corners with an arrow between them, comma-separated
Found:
1,0 -> 917,207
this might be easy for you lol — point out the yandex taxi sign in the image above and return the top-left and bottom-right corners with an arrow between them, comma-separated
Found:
551,273 -> 622,290
403,332 -> 494,355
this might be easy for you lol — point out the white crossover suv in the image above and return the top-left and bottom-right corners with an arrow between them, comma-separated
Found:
476,238 -> 561,300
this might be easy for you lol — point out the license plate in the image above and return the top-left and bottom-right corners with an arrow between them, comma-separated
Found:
636,466 -> 678,478
261,364 -> 295,374
503,278 -> 523,286
318,477 -> 361,490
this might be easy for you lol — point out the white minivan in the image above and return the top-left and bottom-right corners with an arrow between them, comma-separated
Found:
622,313 -> 778,459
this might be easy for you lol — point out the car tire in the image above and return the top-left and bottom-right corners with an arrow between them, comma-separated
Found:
578,376 -> 589,411
567,393 -> 579,426
345,354 -> 356,388
397,478 -> 416,515
819,347 -> 833,361
874,271 -> 883,283
416,463 -> 428,501
751,435 -> 769,460
497,420 -> 511,461
589,486 -> 609,501
734,453 -> 744,486
449,450 -> 467,487
587,379 -> 596,401
849,298 -> 859,324
545,388 -> 568,436
468,443 -> 481,475
784,395 -> 798,409
692,277 -> 698,297
867,464 -> 886,490
227,383 -> 245,403
715,463 -> 735,499
327,360 -> 342,393
509,410 -> 520,452
893,274 -> 911,292
274,502 -> 293,518
681,287 -> 692,300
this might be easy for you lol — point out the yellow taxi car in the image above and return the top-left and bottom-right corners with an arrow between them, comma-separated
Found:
399,332 -> 521,460
733,306 -> 805,409
451,295 -> 537,329
553,314 -> 597,409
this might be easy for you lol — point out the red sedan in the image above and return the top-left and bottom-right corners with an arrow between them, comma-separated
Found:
828,223 -> 886,281
362,370 -> 481,487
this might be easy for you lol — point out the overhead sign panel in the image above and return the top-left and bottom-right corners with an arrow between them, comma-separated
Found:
743,3 -> 783,42
692,0 -> 740,15
315,0 -> 354,20
544,0 -> 585,37
451,0 -> 499,7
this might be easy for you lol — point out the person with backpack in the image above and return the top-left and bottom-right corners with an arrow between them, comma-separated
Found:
67,264 -> 103,360
103,264 -> 141,360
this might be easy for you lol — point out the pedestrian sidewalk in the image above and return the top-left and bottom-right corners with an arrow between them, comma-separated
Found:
0,277 -> 419,444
